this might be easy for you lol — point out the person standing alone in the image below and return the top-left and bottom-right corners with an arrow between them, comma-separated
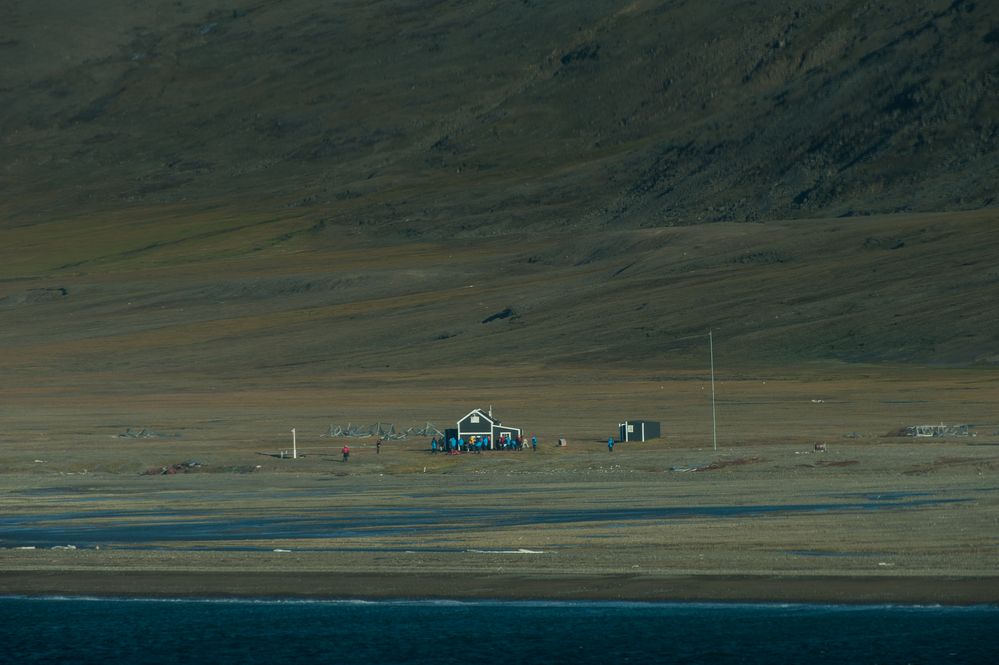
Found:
342,445 -> 350,462
607,437 -> 614,453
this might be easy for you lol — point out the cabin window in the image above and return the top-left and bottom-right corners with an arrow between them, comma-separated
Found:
471,415 -> 479,423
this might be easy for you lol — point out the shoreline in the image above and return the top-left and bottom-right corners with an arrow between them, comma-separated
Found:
3,571 -> 998,606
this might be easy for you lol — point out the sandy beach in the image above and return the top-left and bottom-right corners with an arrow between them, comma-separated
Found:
3,570 -> 996,605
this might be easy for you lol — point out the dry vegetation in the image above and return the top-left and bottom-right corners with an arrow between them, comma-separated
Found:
2,363 -> 997,601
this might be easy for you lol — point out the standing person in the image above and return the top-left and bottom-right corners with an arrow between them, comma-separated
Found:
531,435 -> 537,452
342,445 -> 350,462
376,438 -> 382,455
607,437 -> 614,453
431,437 -> 438,454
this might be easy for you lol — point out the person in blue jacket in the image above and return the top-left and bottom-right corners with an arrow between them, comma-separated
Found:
608,437 -> 614,452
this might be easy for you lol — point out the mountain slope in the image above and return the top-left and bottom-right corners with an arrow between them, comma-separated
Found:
0,1 -> 996,376
2,0 -> 996,231
1,208 -> 996,384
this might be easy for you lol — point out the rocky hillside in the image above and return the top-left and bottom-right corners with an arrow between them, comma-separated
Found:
2,0 -> 996,232
0,1 -> 996,375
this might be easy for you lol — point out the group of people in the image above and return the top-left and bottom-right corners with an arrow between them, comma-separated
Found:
431,433 -> 538,454
340,435 -> 614,460
342,433 -> 576,460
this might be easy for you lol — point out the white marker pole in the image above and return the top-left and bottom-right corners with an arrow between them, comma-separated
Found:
709,330 -> 718,451
292,428 -> 297,459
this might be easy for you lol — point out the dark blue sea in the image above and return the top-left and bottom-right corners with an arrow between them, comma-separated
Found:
1,598 -> 997,664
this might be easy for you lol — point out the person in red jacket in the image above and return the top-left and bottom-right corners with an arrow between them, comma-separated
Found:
342,445 -> 350,462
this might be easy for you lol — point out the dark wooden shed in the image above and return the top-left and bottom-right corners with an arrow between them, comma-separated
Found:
618,420 -> 661,442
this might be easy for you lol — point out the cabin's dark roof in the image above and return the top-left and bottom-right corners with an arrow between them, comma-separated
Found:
459,408 -> 497,424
